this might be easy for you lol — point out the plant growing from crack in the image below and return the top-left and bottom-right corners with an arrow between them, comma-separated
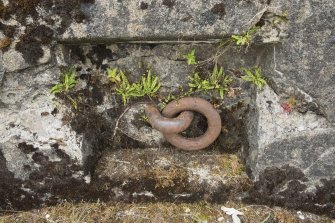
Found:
281,96 -> 297,114
108,66 -> 161,105
196,26 -> 259,67
51,68 -> 78,109
230,26 -> 258,47
188,64 -> 232,99
115,70 -> 136,105
133,68 -> 161,97
241,66 -> 266,90
218,26 -> 259,50
183,49 -> 197,65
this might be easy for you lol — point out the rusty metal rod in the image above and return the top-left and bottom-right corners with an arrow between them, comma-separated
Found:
145,105 -> 194,134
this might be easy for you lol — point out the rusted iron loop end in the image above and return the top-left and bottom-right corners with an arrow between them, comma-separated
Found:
145,97 -> 222,151
144,105 -> 194,134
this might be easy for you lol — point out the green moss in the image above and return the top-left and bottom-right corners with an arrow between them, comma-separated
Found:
218,155 -> 245,177
0,36 -> 11,50
1,201 -> 332,223
151,165 -> 188,189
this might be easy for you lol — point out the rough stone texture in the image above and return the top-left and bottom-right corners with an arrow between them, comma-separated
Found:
61,0 -> 266,42
243,0 -> 335,217
0,0 -> 334,218
0,52 -> 4,83
0,43 -> 250,210
96,148 -> 251,203
246,86 -> 334,180
0,0 -> 96,71
2,46 -> 51,72
245,86 -> 335,216
0,65 -> 90,209
259,0 -> 335,124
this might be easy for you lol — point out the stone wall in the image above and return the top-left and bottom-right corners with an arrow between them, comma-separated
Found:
0,0 -> 334,217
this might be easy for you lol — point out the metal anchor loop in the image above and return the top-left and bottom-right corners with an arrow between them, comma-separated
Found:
145,97 -> 222,151
145,105 -> 194,134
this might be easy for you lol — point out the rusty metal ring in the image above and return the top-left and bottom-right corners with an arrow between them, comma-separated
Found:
145,97 -> 222,151
145,105 -> 194,134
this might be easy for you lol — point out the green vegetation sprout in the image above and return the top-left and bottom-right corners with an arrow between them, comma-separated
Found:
51,68 -> 77,94
108,66 -> 161,105
133,69 -> 161,97
107,67 -> 121,83
241,66 -> 267,90
230,26 -> 258,46
188,65 -> 232,99
114,70 -> 136,105
183,49 -> 197,65
51,68 -> 78,109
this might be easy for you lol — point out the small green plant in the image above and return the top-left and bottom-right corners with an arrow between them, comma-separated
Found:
188,65 -> 232,99
51,68 -> 78,109
133,69 -> 161,97
51,68 -> 77,94
107,67 -> 121,83
231,26 -> 258,46
114,70 -> 137,105
109,66 -> 161,105
183,49 -> 197,65
241,66 -> 267,90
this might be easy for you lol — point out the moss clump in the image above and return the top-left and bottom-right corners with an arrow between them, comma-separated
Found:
0,36 -> 11,50
151,165 -> 188,189
217,154 -> 245,177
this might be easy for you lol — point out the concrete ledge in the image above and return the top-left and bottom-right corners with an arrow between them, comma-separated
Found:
96,148 -> 251,202
60,0 -> 266,42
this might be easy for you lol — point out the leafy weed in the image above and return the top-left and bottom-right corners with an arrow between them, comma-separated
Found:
188,64 -> 232,99
241,66 -> 266,90
109,67 -> 161,105
51,68 -> 78,109
183,49 -> 197,65
230,26 -> 258,46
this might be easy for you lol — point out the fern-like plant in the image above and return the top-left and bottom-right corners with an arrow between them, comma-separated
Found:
188,65 -> 232,99
241,66 -> 266,90
50,68 -> 78,109
51,68 -> 77,94
134,69 -> 161,97
231,26 -> 258,46
109,66 -> 161,105
107,67 -> 121,83
115,70 -> 137,105
183,49 -> 197,65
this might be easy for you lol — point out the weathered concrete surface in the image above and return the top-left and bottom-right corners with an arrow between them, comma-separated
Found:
96,148 -> 251,202
242,0 -> 335,217
0,0 -> 335,218
245,86 -> 335,217
246,86 -> 334,180
0,65 -> 91,210
61,0 -> 266,42
0,43 -> 250,210
259,0 -> 335,124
